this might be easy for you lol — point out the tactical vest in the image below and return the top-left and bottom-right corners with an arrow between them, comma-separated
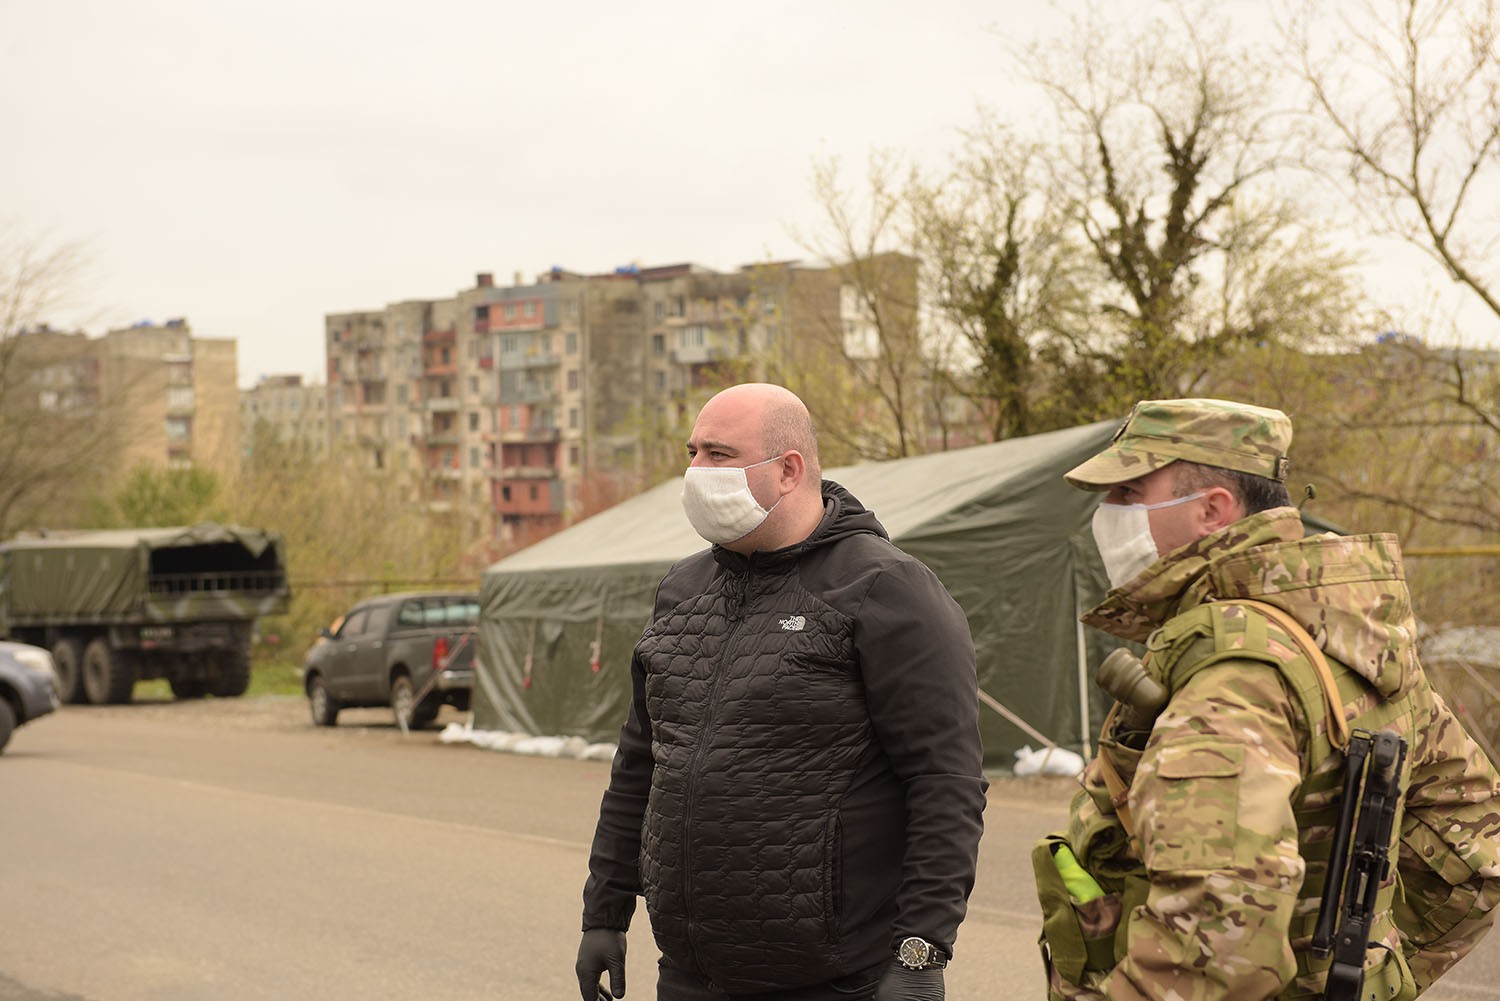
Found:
1036,600 -> 1421,1001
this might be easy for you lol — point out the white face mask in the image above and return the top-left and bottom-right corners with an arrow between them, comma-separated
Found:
1091,492 -> 1205,589
681,454 -> 785,545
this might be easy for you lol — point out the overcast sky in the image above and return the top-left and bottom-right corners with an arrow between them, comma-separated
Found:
4,1 -> 1496,388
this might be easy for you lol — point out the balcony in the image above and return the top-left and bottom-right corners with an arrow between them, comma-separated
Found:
425,396 -> 460,413
508,383 -> 555,404
496,426 -> 561,444
671,344 -> 730,366
498,350 -> 560,370
424,431 -> 461,446
491,464 -> 557,480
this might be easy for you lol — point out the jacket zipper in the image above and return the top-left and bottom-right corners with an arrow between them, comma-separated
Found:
681,566 -> 749,990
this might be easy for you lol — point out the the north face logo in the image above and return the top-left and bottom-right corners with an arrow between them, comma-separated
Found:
779,615 -> 806,632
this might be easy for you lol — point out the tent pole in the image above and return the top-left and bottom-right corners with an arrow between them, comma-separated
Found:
1075,617 -> 1093,760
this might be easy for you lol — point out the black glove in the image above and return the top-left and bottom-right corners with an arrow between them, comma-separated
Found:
873,961 -> 944,1001
575,928 -> 627,1001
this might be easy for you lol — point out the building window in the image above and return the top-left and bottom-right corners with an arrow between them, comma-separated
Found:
397,384 -> 408,403
567,369 -> 579,391
469,376 -> 478,395
541,333 -> 552,354
566,332 -> 578,354
524,301 -> 536,318
529,484 -> 539,501
654,370 -> 666,391
654,301 -> 665,320
468,412 -> 479,431
569,445 -> 580,466
566,300 -> 578,318
651,334 -> 665,355
469,447 -> 479,468
504,304 -> 516,320
502,486 -> 511,501
569,407 -> 579,429
502,335 -> 519,354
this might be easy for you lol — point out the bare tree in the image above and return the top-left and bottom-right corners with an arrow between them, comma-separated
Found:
908,114 -> 1099,439
1282,0 -> 1500,566
0,226 -> 123,536
789,154 -> 932,460
230,425 -> 469,650
1287,0 -> 1500,319
1025,1 -> 1363,414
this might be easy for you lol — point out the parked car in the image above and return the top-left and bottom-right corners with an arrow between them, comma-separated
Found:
302,592 -> 477,729
0,640 -> 61,754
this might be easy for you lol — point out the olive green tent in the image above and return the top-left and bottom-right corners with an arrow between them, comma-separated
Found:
473,420 -> 1126,767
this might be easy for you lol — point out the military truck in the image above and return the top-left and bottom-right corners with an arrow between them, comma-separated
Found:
0,523 -> 290,704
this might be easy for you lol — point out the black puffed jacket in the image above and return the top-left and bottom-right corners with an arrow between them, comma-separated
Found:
581,482 -> 988,995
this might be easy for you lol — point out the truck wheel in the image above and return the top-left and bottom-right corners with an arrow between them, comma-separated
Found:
169,677 -> 207,699
209,650 -> 251,698
390,674 -> 421,729
0,698 -> 14,754
52,638 -> 86,705
81,638 -> 135,705
307,674 -> 339,727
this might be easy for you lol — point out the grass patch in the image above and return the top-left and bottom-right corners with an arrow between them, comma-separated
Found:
130,659 -> 306,701
250,659 -> 306,697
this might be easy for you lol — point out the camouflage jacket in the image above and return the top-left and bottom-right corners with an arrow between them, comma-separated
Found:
1072,507 -> 1500,1001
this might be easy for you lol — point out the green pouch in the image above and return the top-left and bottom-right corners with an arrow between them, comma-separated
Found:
1032,834 -> 1120,987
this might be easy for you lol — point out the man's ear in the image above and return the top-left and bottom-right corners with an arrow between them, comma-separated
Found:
1201,486 -> 1244,532
778,450 -> 805,489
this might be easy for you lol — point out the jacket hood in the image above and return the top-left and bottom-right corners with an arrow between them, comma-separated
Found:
1083,507 -> 1418,698
713,479 -> 887,570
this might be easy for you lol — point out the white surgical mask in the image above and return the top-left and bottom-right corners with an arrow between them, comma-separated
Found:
1091,492 -> 1206,588
681,455 -> 785,545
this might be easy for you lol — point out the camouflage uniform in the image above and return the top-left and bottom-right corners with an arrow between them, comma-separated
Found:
1039,399 -> 1500,1001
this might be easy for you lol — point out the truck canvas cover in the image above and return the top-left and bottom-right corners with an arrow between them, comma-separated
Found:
0,523 -> 289,625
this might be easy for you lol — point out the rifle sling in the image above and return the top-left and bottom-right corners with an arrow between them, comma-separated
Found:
1096,599 -> 1351,841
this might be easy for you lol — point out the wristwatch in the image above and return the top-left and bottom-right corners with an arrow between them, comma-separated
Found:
895,936 -> 948,970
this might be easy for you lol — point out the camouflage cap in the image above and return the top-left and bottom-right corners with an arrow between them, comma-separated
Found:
1065,398 -> 1292,490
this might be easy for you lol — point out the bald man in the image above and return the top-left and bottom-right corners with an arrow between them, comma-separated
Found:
577,384 -> 988,1001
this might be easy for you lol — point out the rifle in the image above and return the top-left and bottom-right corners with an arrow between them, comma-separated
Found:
1311,729 -> 1408,1001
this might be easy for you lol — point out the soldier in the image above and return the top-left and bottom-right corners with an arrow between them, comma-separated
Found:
1035,397 -> 1500,1001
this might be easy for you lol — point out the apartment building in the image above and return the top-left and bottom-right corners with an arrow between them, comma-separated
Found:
240,374 -> 329,457
13,319 -> 239,479
326,257 -> 917,546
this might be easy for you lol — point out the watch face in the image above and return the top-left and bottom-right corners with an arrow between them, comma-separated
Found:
897,937 -> 930,969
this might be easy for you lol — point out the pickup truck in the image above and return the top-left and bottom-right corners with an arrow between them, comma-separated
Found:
301,591 -> 477,729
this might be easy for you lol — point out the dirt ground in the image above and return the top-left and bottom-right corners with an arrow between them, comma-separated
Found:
62,693 -> 1084,801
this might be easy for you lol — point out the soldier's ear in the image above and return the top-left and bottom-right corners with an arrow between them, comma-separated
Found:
1200,486 -> 1243,531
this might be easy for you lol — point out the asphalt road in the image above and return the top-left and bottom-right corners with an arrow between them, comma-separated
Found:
1,698 -> 1496,1001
